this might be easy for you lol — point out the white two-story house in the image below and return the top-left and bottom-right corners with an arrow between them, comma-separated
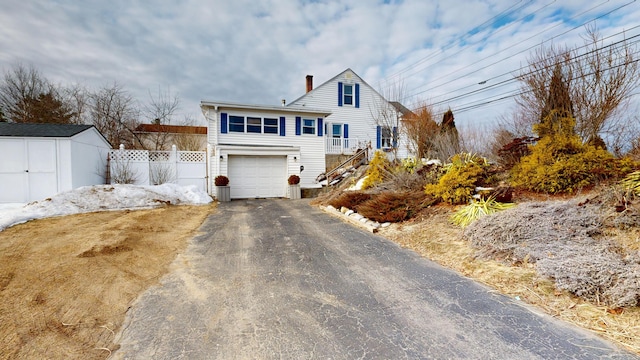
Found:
288,68 -> 409,159
201,68 -> 410,199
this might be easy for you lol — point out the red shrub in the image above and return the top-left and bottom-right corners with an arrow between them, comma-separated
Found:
329,191 -> 372,210
357,191 -> 434,223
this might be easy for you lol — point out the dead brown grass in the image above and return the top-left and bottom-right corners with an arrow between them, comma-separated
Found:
381,206 -> 640,355
0,204 -> 214,360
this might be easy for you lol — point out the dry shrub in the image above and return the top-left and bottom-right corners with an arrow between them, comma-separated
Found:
464,200 -> 640,308
378,168 -> 436,192
328,191 -> 372,210
357,191 -> 435,223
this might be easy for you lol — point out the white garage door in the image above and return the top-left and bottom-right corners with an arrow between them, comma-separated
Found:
228,155 -> 286,199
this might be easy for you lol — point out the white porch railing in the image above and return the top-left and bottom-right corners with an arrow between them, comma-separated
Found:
326,137 -> 357,154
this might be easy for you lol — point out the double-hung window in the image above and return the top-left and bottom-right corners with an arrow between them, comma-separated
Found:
247,117 -> 261,133
343,84 -> 353,105
264,118 -> 278,134
229,115 -> 245,132
381,126 -> 392,148
302,119 -> 316,135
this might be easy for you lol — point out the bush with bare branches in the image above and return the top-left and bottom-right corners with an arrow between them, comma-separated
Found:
357,191 -> 434,223
328,191 -> 372,210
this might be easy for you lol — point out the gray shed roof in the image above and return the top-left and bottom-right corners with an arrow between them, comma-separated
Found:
0,122 -> 95,137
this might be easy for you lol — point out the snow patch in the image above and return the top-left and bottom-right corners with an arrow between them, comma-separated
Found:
0,184 -> 212,232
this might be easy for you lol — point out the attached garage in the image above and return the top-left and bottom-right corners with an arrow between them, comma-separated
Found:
213,144 -> 301,199
228,155 -> 287,198
0,123 -> 111,203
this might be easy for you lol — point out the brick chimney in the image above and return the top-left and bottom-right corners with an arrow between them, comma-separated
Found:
306,75 -> 313,93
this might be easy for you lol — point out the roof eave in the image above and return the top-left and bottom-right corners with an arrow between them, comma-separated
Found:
200,100 -> 331,117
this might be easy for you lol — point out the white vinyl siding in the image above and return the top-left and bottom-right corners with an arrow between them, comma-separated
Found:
289,69 -> 409,159
288,72 -> 381,151
207,108 -> 326,193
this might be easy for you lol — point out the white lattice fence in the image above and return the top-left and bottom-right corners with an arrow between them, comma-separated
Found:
109,146 -> 206,191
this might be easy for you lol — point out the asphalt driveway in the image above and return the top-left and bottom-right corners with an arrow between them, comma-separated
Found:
113,199 -> 637,359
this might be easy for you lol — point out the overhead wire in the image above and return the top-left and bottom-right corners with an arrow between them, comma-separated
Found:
405,0 -> 636,100
383,0 -> 535,82
427,57 -> 640,119
425,26 -> 640,105
426,32 -> 640,108
388,0 -> 557,88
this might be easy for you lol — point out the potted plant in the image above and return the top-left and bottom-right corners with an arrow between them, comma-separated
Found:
215,175 -> 230,202
288,174 -> 301,200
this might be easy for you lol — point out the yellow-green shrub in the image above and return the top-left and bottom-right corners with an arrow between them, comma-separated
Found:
511,116 -> 635,193
362,150 -> 390,189
400,157 -> 419,174
424,153 -> 487,204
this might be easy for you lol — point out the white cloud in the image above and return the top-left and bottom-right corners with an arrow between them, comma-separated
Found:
1,0 -> 638,129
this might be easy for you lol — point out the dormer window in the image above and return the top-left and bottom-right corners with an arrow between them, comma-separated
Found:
343,84 -> 353,105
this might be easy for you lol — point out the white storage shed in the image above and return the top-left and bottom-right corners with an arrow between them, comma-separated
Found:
0,123 -> 112,203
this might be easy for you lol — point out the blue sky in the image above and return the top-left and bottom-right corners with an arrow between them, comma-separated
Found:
1,0 -> 638,130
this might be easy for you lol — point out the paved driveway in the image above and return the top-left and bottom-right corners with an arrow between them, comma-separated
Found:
114,199 -> 637,359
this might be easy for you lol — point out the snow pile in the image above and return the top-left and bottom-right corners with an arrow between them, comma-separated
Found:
0,184 -> 212,232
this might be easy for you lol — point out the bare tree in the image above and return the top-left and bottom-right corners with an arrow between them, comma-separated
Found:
404,102 -> 439,159
513,26 -> 639,148
142,87 -> 180,150
173,115 -> 206,151
0,63 -> 67,123
89,82 -> 141,148
62,83 -> 90,125
370,80 -> 404,160
573,26 -> 640,146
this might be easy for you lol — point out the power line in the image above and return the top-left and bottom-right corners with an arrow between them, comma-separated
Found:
426,33 -> 640,108
404,0 -> 636,100
388,0 -> 557,87
427,57 -> 640,119
425,26 -> 640,105
384,1 -> 536,82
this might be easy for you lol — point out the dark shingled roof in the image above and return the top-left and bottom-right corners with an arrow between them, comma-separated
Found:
0,123 -> 95,137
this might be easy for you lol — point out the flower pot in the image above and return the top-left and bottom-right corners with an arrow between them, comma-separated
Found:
288,184 -> 301,200
216,185 -> 230,202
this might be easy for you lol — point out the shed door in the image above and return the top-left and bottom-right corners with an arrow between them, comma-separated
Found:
0,139 -> 57,203
27,140 -> 58,202
228,156 -> 286,199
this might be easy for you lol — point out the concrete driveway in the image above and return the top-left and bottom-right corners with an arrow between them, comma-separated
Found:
114,199 -> 637,359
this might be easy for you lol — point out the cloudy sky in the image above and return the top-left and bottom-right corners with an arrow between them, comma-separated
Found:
1,0 -> 638,129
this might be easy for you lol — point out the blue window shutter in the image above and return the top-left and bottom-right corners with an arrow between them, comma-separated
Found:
376,125 -> 381,149
344,124 -> 349,138
317,118 -> 323,137
338,82 -> 343,107
279,117 -> 286,136
221,113 -> 228,134
392,126 -> 398,148
355,84 -> 360,108
295,116 -> 301,135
